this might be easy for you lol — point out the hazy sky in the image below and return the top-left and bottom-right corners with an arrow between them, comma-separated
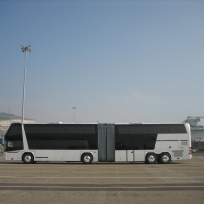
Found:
1,0 -> 204,123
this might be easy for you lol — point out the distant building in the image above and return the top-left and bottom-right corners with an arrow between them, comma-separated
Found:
184,117 -> 204,150
191,128 -> 204,142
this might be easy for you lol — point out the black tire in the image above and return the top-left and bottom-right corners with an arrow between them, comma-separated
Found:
81,153 -> 93,164
159,153 -> 171,164
22,153 -> 34,164
145,153 -> 157,164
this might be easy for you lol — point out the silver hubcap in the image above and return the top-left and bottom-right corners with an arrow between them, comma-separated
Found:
162,155 -> 169,162
84,155 -> 91,163
24,155 -> 32,163
148,155 -> 155,162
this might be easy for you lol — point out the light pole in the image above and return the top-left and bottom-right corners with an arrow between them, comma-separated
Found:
72,107 -> 76,123
21,45 -> 31,124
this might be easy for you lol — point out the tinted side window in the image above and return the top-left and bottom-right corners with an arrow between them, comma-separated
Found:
44,125 -> 65,134
148,125 -> 169,133
115,134 -> 157,150
115,125 -> 157,150
168,124 -> 187,133
24,124 -> 44,134
117,125 -> 149,134
64,125 -> 85,134
116,124 -> 186,134
128,125 -> 149,134
24,124 -> 97,150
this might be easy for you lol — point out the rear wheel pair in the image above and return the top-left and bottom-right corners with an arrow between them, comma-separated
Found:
159,153 -> 171,164
145,153 -> 171,164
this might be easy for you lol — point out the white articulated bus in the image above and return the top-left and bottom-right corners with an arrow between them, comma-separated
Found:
3,122 -> 192,164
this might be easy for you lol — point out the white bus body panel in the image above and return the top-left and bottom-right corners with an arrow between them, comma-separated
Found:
155,133 -> 191,161
115,132 -> 191,162
4,150 -> 98,162
33,150 -> 98,162
4,151 -> 19,161
115,151 -> 126,161
115,150 -> 148,162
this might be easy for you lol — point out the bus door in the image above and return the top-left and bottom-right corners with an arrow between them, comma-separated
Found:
126,140 -> 134,162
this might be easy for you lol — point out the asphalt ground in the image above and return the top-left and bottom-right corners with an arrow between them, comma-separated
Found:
0,152 -> 204,204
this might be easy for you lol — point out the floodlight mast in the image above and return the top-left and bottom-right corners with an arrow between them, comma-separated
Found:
72,107 -> 76,123
21,45 -> 31,124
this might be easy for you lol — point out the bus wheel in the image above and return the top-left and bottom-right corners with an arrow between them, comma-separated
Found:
81,153 -> 93,164
159,153 -> 171,164
145,153 -> 157,164
22,153 -> 34,164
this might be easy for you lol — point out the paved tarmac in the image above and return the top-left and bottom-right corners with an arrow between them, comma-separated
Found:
0,152 -> 204,204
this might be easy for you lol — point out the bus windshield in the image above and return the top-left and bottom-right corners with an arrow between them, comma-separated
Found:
4,123 -> 23,151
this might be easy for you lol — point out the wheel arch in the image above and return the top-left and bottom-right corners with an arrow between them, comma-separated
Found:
158,151 -> 172,158
145,151 -> 156,156
80,152 -> 94,161
145,152 -> 157,159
